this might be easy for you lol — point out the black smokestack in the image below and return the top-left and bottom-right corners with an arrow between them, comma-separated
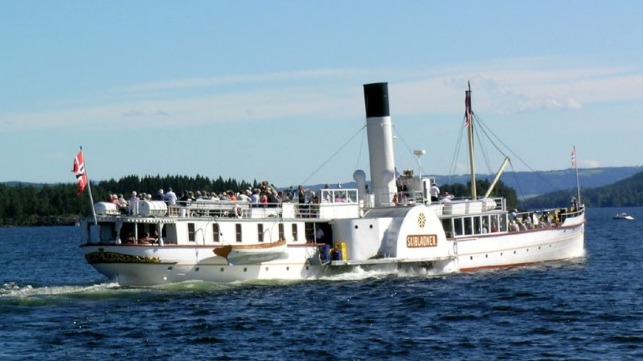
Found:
363,82 -> 390,118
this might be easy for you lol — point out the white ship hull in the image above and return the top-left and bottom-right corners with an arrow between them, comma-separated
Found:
84,245 -> 325,285
457,220 -> 585,272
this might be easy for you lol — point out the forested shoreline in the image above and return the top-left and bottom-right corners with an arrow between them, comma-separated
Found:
0,175 -> 255,226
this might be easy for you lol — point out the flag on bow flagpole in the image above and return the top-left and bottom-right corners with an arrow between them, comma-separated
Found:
72,149 -> 88,195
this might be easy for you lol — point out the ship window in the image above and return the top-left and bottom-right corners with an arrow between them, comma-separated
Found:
464,217 -> 473,235
442,219 -> 453,238
188,223 -> 195,242
292,224 -> 298,241
453,218 -> 463,236
258,224 -> 264,242
499,214 -> 508,232
163,224 -> 177,244
236,224 -> 242,243
212,223 -> 220,243
474,216 -> 482,234
279,223 -> 285,241
489,215 -> 498,232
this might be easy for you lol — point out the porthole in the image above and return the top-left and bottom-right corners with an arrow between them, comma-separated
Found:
220,267 -> 225,272
244,267 -> 248,272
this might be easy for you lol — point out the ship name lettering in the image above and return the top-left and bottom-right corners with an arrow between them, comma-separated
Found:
406,234 -> 438,248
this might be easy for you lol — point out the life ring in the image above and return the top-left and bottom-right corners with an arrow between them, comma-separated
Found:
234,205 -> 242,218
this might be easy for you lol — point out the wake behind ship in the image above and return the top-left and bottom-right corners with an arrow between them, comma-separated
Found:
79,82 -> 585,286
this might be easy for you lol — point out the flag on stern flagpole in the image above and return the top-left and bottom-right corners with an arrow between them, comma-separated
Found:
571,146 -> 576,168
72,149 -> 88,195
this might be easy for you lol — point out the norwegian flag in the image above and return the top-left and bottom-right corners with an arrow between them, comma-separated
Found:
72,150 -> 88,195
571,147 -> 576,168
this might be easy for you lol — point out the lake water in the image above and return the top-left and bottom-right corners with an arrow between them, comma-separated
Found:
1,207 -> 641,360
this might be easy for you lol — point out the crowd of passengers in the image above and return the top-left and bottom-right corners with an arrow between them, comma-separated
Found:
104,182 -> 338,215
507,209 -> 569,232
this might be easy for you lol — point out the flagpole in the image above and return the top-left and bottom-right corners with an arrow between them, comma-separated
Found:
573,146 -> 582,206
80,146 -> 98,226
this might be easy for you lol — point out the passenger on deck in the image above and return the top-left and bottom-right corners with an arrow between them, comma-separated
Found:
297,185 -> 307,204
250,189 -> 260,206
315,227 -> 325,242
116,194 -> 128,213
138,232 -> 156,244
155,189 -> 164,201
260,190 -> 269,205
164,188 -> 177,205
128,192 -> 139,215
268,190 -> 280,206
309,193 -> 320,217
440,192 -> 454,201
109,194 -> 120,207
430,182 -> 440,202
124,232 -> 136,244
238,190 -> 251,202
509,220 -> 520,232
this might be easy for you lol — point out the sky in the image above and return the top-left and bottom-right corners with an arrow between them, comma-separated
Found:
2,1 -> 643,189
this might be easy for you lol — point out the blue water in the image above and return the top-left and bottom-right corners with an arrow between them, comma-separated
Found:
1,208 -> 642,360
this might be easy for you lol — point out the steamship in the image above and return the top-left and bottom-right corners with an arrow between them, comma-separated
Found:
79,82 -> 585,286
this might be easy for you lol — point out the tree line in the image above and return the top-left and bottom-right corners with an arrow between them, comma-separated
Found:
0,174 -> 257,226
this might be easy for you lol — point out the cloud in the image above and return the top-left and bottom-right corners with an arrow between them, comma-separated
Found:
119,68 -> 367,94
121,110 -> 146,117
1,56 -> 643,132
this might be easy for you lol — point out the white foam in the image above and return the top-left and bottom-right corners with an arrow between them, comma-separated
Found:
0,282 -> 119,299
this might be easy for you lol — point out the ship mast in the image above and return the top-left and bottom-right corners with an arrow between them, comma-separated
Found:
465,82 -> 477,199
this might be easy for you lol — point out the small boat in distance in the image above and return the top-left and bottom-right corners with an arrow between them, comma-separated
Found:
613,213 -> 635,220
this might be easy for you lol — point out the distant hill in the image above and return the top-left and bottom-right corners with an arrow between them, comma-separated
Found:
523,169 -> 643,208
432,166 -> 643,198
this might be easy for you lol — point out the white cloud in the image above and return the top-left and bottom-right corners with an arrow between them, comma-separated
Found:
582,159 -> 601,168
2,56 -> 643,132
